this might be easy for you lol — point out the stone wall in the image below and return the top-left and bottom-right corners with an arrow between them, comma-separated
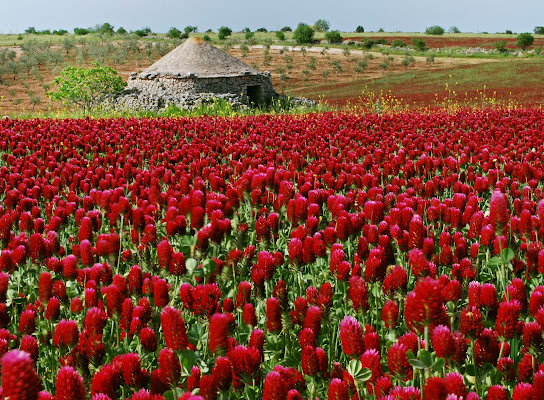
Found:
110,72 -> 277,111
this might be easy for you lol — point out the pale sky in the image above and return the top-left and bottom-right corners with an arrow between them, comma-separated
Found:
1,0 -> 543,34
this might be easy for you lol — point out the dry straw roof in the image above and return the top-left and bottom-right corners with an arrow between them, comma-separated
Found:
142,37 -> 262,78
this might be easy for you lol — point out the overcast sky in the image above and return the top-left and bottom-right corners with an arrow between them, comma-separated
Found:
2,0 -> 543,34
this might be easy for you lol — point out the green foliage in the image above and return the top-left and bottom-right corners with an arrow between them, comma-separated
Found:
133,27 -> 152,37
448,26 -> 461,33
355,26 -> 364,33
218,26 -> 232,40
117,27 -> 127,35
425,25 -> 445,35
256,27 -> 268,32
505,30 -> 513,34
293,23 -> 315,44
516,33 -> 534,50
534,26 -> 544,35
330,59 -> 343,74
202,35 -> 211,42
401,54 -> 416,69
280,26 -> 292,32
244,29 -> 254,40
360,39 -> 375,49
48,64 -> 126,113
184,26 -> 198,34
25,27 -> 37,35
74,28 -> 90,35
314,19 -> 330,32
412,37 -> 427,51
391,39 -> 407,47
493,40 -> 508,53
275,31 -> 286,41
98,23 -> 115,35
52,29 -> 68,36
167,27 -> 183,39
324,30 -> 342,44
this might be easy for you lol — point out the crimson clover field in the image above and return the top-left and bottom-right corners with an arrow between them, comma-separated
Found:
1,109 -> 544,400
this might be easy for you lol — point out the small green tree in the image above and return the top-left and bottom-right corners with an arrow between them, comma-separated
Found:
314,19 -> 330,32
448,26 -> 461,33
391,39 -> 407,47
505,30 -> 513,34
117,27 -> 127,35
355,26 -> 364,33
493,40 -> 508,53
324,30 -> 342,44
98,23 -> 115,35
243,28 -> 254,40
218,26 -> 232,40
516,33 -> 534,50
412,38 -> 427,51
534,26 -> 544,35
25,27 -> 37,35
401,55 -> 415,69
275,31 -> 286,41
184,26 -> 198,34
48,64 -> 126,113
281,26 -> 292,32
256,27 -> 268,32
167,27 -> 183,39
74,28 -> 89,35
425,25 -> 445,35
293,23 -> 314,44
133,27 -> 152,37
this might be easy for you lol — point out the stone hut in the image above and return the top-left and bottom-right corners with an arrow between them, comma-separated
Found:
118,37 -> 277,110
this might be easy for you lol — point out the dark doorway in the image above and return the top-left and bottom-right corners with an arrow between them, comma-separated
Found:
247,85 -> 262,106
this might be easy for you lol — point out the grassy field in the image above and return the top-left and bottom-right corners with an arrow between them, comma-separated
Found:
289,58 -> 544,108
0,31 -> 543,116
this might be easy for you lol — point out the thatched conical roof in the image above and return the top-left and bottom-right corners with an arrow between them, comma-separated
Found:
140,37 -> 261,78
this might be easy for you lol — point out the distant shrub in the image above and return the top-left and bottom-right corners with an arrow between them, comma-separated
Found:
218,26 -> 232,40
52,29 -> 68,36
505,30 -> 513,34
412,37 -> 427,51
374,38 -> 389,45
516,33 -> 534,50
184,26 -> 198,34
293,23 -> 314,44
493,40 -> 508,52
244,28 -> 254,40
360,39 -> 375,49
534,26 -> 544,35
324,30 -> 342,44
275,31 -> 286,41
167,27 -> 183,39
355,26 -> 364,33
134,27 -> 152,37
202,35 -> 211,42
281,26 -> 292,32
391,39 -> 407,47
448,26 -> 461,33
117,27 -> 127,35
74,28 -> 89,35
256,27 -> 268,32
425,25 -> 445,35
314,19 -> 330,32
